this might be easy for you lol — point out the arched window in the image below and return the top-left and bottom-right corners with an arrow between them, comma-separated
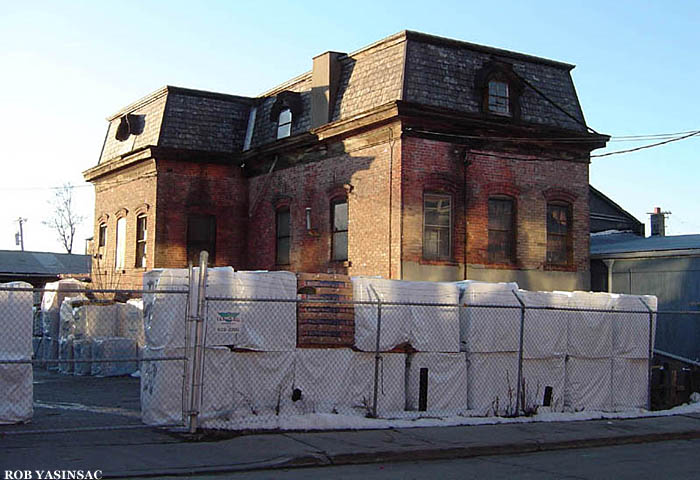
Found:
488,196 -> 516,264
547,202 -> 572,265
331,198 -> 348,261
115,217 -> 126,271
276,207 -> 291,265
277,108 -> 292,139
135,214 -> 147,268
423,193 -> 452,260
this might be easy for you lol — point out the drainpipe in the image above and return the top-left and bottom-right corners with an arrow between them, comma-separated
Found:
463,152 -> 471,280
603,259 -> 615,293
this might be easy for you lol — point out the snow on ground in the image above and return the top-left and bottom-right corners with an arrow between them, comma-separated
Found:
202,398 -> 700,432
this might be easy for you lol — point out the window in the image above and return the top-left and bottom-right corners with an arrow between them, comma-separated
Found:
331,199 -> 348,261
488,80 -> 510,116
115,217 -> 126,270
547,203 -> 572,265
135,215 -> 147,268
187,215 -> 216,266
98,224 -> 107,248
423,194 -> 451,260
276,208 -> 291,265
277,108 -> 292,139
488,197 -> 515,264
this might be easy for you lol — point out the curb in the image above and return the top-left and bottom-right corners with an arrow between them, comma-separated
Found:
103,427 -> 700,478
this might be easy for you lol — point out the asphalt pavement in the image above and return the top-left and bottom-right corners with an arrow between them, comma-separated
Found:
3,410 -> 700,478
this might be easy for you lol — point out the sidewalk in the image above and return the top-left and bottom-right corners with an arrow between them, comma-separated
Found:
3,412 -> 700,478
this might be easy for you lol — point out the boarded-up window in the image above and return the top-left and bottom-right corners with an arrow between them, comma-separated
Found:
115,217 -> 126,270
276,208 -> 291,265
423,194 -> 451,260
135,215 -> 147,268
488,197 -> 515,264
547,203 -> 572,265
331,199 -> 348,261
187,215 -> 216,266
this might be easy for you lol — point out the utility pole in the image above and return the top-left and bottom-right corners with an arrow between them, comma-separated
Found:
16,217 -> 27,251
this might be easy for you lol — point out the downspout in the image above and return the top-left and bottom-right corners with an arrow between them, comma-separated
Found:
463,152 -> 471,280
388,127 -> 395,279
603,259 -> 615,293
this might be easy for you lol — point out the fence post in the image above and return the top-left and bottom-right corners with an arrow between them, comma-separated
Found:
512,290 -> 526,417
188,251 -> 208,433
369,285 -> 382,419
639,297 -> 655,410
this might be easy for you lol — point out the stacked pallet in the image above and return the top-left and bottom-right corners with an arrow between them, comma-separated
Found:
297,273 -> 354,348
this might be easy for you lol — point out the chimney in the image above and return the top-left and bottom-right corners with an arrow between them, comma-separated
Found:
310,51 -> 344,129
650,207 -> 667,236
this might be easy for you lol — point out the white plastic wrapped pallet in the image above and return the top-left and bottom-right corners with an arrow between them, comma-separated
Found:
143,268 -> 193,350
73,303 -> 120,338
466,352 -> 519,416
229,351 -> 295,420
41,279 -> 85,339
352,277 -> 460,352
0,364 -> 33,424
457,281 -> 520,353
141,346 -> 234,426
612,358 -> 648,410
519,290 -> 569,359
205,270 -> 297,351
406,352 -> 468,415
0,281 -> 33,358
117,299 -> 145,347
291,349 -> 405,417
91,337 -> 138,377
0,281 -> 33,424
73,338 -> 93,376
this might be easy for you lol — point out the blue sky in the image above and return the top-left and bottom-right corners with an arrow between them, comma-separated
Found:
1,0 -> 698,252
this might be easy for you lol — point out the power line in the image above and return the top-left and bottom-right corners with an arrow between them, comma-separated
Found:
0,128 -> 698,192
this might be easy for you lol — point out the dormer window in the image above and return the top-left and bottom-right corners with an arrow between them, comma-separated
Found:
488,80 -> 510,116
475,61 -> 523,120
277,108 -> 292,139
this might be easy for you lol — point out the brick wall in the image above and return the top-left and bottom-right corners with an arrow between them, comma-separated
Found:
401,136 -> 590,275
154,159 -> 248,269
91,159 -> 158,290
246,124 -> 402,277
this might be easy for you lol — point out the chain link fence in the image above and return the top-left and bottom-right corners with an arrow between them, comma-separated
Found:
0,281 -> 191,434
1,263 -> 697,434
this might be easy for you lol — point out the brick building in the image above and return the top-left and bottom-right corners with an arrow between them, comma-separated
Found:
83,31 -> 608,290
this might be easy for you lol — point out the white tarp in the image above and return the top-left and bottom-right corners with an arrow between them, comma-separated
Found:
612,358 -> 648,410
91,337 -> 139,377
0,364 -> 33,424
466,352 -> 519,416
205,270 -> 297,351
565,356 -> 613,412
73,338 -> 93,376
118,299 -> 145,347
457,281 -> 520,353
41,279 -> 85,339
58,337 -> 73,375
228,351 -> 295,419
74,303 -> 120,338
521,357 -> 566,413
144,268 -> 296,351
0,282 -> 33,358
141,346 -> 233,426
352,277 -> 460,352
59,296 -> 86,341
0,282 -> 33,424
519,291 -> 569,359
143,269 -> 192,350
406,353 -> 468,415
291,349 -> 405,417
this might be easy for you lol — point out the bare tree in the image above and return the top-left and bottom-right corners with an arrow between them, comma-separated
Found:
43,183 -> 85,254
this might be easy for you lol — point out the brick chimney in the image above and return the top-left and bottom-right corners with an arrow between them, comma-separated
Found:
310,51 -> 344,129
650,207 -> 666,236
